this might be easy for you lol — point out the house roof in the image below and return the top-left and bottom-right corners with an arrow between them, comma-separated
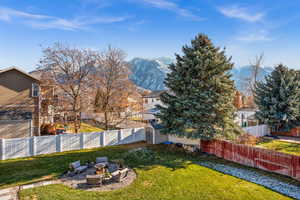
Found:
0,67 -> 40,82
143,108 -> 160,114
237,108 -> 257,112
150,121 -> 164,129
143,90 -> 166,98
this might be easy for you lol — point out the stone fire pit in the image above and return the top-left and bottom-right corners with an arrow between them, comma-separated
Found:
60,159 -> 136,192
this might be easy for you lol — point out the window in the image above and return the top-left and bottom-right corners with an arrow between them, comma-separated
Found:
32,83 -> 40,97
0,110 -> 32,120
145,99 -> 148,104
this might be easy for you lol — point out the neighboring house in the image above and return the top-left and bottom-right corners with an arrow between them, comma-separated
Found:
233,90 -> 259,127
40,84 -> 58,124
0,67 -> 57,139
235,108 -> 258,127
142,90 -> 165,121
0,67 -> 42,138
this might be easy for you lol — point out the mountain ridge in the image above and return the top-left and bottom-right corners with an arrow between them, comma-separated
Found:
129,57 -> 273,92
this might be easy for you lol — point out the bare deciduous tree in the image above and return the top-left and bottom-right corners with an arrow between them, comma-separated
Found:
243,53 -> 265,95
39,43 -> 95,133
249,53 -> 264,85
93,46 -> 139,130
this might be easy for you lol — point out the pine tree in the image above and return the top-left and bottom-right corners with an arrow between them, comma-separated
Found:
254,64 -> 300,132
156,34 -> 240,140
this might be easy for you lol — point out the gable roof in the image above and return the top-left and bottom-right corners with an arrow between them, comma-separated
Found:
143,90 -> 166,98
0,67 -> 40,82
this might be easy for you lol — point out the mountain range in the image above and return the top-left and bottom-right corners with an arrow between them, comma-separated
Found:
129,57 -> 273,93
30,57 -> 273,94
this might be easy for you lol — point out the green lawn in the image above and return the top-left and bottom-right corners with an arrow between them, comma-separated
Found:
0,143 -> 295,200
256,139 -> 300,156
56,122 -> 104,133
78,122 -> 104,133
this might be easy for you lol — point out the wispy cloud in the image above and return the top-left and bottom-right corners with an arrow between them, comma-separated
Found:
237,30 -> 272,42
139,0 -> 202,21
218,5 -> 264,22
0,7 -> 49,21
0,7 -> 128,31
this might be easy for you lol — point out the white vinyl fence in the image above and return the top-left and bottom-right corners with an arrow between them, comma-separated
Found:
242,124 -> 270,137
0,127 -> 145,160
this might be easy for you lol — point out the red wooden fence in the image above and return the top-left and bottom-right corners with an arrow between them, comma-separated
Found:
200,140 -> 300,181
272,127 -> 300,137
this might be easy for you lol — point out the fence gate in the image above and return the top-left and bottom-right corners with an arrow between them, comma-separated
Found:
145,127 -> 154,144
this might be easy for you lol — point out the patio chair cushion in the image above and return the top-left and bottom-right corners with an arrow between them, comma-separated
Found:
111,168 -> 129,182
96,157 -> 108,165
75,165 -> 88,173
111,170 -> 121,177
108,163 -> 119,173
86,174 -> 103,185
69,161 -> 81,170
119,168 -> 129,178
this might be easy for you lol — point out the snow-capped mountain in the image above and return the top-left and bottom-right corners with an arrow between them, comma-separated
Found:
232,66 -> 273,92
129,57 -> 173,91
129,57 -> 273,92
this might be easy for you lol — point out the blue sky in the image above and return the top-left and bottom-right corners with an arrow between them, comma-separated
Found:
0,0 -> 300,72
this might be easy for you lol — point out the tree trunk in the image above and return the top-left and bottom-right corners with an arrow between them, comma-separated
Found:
104,111 -> 108,130
74,113 -> 79,133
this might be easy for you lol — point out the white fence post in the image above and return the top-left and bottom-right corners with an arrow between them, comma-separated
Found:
118,130 -> 122,145
80,133 -> 85,149
0,139 -> 4,160
98,132 -> 102,147
101,132 -> 106,146
31,137 -> 36,156
132,128 -> 136,142
56,134 -> 61,152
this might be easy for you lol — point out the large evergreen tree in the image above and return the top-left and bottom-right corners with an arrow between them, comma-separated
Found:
156,34 -> 240,140
254,64 -> 300,132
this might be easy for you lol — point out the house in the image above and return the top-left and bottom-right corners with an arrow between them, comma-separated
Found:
142,90 -> 165,121
0,67 -> 57,138
233,91 -> 259,127
235,108 -> 258,127
0,67 -> 43,138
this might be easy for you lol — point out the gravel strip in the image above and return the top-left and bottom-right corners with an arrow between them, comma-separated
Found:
196,161 -> 300,200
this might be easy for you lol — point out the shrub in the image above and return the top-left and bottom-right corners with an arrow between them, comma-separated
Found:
235,133 -> 260,146
40,124 -> 56,136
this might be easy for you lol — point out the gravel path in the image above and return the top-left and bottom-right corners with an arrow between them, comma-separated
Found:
196,161 -> 300,200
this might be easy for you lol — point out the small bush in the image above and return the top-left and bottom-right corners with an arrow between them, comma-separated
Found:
40,124 -> 56,136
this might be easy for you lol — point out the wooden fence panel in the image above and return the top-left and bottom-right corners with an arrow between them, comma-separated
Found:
200,140 -> 300,181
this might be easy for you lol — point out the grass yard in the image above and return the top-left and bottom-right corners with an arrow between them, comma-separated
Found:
77,122 -> 104,133
256,139 -> 300,156
59,122 -> 104,133
0,143 -> 296,200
